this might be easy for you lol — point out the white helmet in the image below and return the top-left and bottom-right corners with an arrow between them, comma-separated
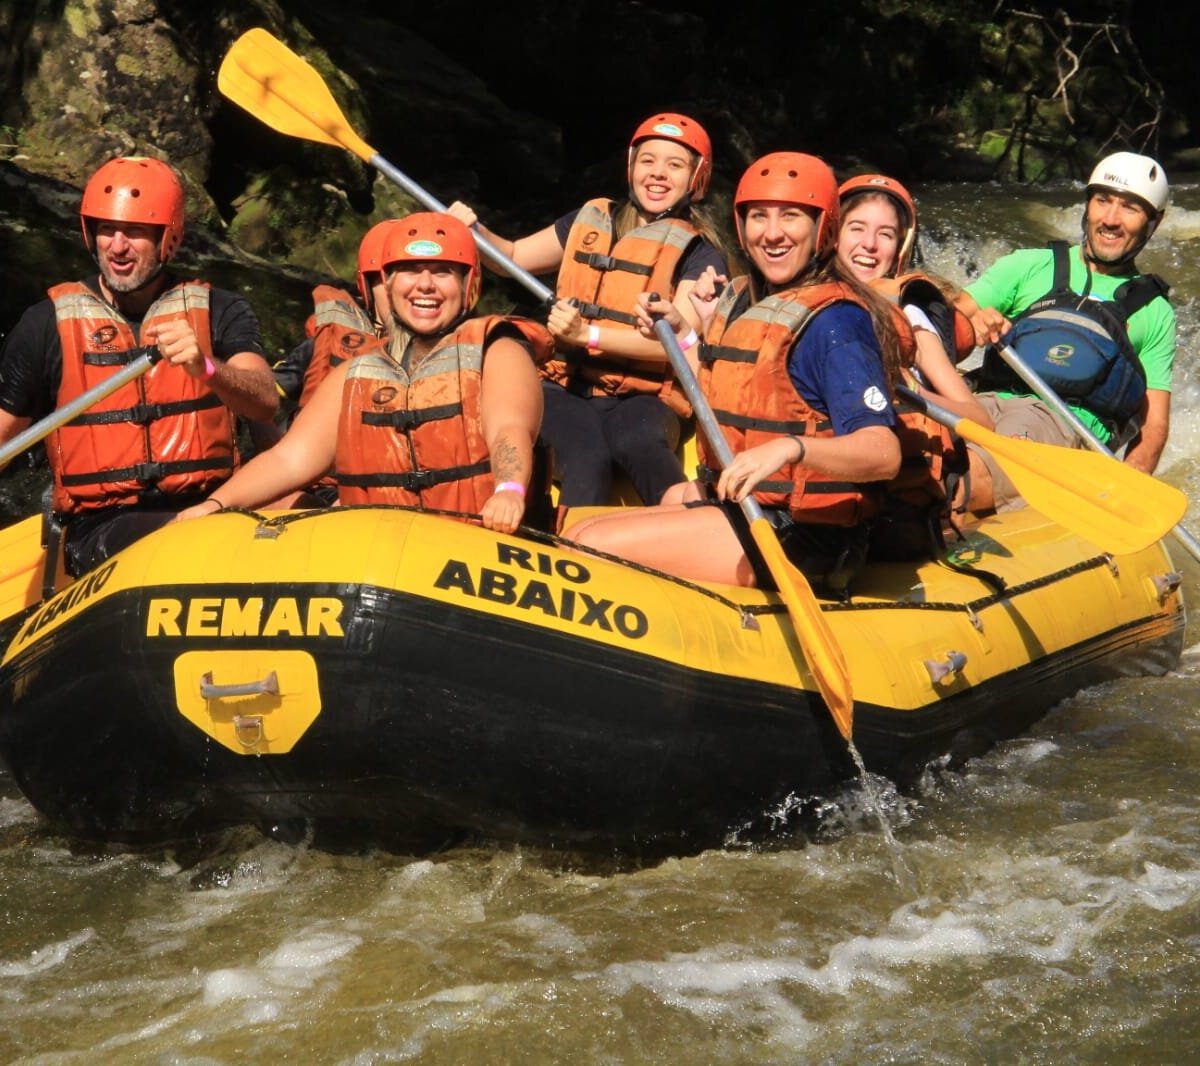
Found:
1086,152 -> 1169,215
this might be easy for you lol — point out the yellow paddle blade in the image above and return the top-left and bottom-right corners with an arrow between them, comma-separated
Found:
217,29 -> 376,163
0,516 -> 48,625
748,518 -> 854,738
956,420 -> 1187,554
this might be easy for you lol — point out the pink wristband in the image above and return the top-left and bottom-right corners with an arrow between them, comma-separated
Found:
678,329 -> 699,351
201,355 -> 217,381
587,325 -> 601,351
494,481 -> 526,498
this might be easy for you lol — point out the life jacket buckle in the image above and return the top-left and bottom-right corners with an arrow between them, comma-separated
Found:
126,403 -> 158,425
402,469 -> 438,490
134,461 -> 168,483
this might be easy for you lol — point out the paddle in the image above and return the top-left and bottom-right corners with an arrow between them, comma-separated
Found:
0,347 -> 160,470
990,342 -> 1200,562
648,315 -> 854,739
0,350 -> 162,626
216,29 -> 555,305
898,384 -> 1186,554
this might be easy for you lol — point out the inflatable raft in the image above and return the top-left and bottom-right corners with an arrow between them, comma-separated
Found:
0,504 -> 1185,855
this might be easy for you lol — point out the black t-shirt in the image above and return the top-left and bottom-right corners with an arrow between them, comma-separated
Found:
272,336 -> 315,412
0,276 -> 265,420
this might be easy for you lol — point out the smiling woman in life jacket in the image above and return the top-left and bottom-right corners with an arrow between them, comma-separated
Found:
837,174 -> 990,428
254,219 -> 410,505
174,212 -> 551,535
836,174 -> 990,558
955,152 -> 1176,511
447,114 -> 729,521
565,153 -> 904,596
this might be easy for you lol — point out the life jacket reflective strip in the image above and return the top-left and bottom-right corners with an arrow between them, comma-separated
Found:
299,285 -> 384,409
335,315 -> 553,512
46,280 -> 236,515
548,197 -> 700,417
696,277 -> 881,526
976,241 -> 1168,435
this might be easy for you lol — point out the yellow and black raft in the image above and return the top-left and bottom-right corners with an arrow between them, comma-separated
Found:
0,501 -> 1185,855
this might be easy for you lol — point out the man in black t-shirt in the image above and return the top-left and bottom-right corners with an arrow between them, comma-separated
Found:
0,156 -> 278,575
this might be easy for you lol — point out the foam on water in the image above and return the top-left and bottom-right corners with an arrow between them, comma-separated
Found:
0,928 -> 94,977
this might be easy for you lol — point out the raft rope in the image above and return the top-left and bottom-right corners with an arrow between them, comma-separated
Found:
235,504 -> 1114,623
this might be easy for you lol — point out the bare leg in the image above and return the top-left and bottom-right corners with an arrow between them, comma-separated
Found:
963,447 -> 995,512
659,479 -> 704,505
567,502 -> 758,586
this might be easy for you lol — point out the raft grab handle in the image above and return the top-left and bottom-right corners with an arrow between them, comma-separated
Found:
1151,572 -> 1182,604
200,670 -> 280,699
924,651 -> 968,685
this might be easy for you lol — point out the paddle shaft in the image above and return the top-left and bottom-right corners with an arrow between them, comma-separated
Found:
218,31 -> 554,305
0,348 -> 160,469
368,155 -> 554,305
995,342 -> 1200,562
896,383 -> 1185,554
650,317 -> 854,737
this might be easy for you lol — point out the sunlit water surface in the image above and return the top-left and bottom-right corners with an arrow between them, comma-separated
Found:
3,181 -> 1200,1064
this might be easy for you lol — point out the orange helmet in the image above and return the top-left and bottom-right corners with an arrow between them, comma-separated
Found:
356,219 -> 407,311
628,112 -> 712,201
734,152 -> 840,258
379,212 -> 481,313
79,156 -> 185,262
838,174 -> 918,274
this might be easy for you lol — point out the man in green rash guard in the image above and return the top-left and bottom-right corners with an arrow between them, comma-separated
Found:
955,151 -> 1175,511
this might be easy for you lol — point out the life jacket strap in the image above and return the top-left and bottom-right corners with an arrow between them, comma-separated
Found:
337,458 -> 491,492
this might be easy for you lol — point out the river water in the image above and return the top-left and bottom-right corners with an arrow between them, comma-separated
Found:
2,181 -> 1200,1063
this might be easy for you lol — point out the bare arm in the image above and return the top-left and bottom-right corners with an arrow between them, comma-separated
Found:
173,362 -> 345,519
1124,388 -> 1170,473
548,276 -> 711,366
446,201 -> 564,276
910,331 -> 995,429
145,318 -> 279,422
718,425 -> 901,502
209,352 -> 280,422
954,289 -> 1011,348
0,409 -> 33,472
479,336 -> 544,533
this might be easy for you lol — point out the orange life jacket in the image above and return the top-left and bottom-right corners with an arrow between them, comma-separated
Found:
888,368 -> 967,505
868,275 -> 971,558
698,278 -> 883,526
45,280 -> 236,515
299,286 -> 385,409
547,197 -> 700,416
873,272 -> 976,363
869,272 -> 963,488
335,315 -> 553,512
